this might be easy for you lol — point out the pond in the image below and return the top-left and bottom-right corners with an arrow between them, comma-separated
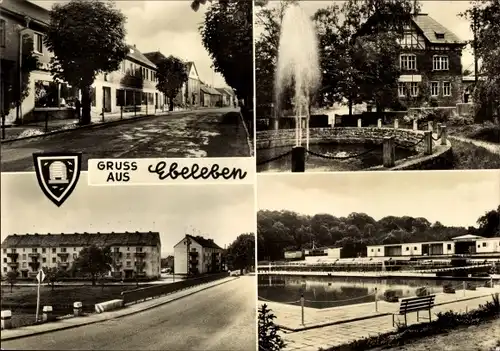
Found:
258,275 -> 483,309
257,142 -> 417,172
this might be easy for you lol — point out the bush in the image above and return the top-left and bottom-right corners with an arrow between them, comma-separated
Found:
443,284 -> 456,294
415,287 -> 429,297
258,304 -> 285,351
466,282 -> 476,291
383,289 -> 399,303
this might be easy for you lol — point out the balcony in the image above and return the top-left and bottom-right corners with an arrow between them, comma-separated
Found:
190,259 -> 199,266
58,262 -> 69,268
28,253 -> 40,258
7,253 -> 19,259
134,252 -> 146,258
189,251 -> 199,257
7,262 -> 19,268
134,261 -> 146,269
136,271 -> 147,277
28,262 -> 40,270
57,252 -> 70,258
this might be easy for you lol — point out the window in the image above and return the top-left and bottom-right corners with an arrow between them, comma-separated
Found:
22,262 -> 27,268
482,242 -> 487,247
371,249 -> 374,252
146,69 -> 149,80
433,55 -> 449,70
414,247 -> 417,250
136,247 -> 143,252
400,54 -> 417,70
12,249 -> 16,253
34,33 -> 43,54
61,247 -> 67,253
3,267 -> 6,273
126,261 -> 131,267
377,248 -> 380,252
23,248 -> 25,252
22,254 -> 26,260
3,258 -> 6,263
443,82 -> 451,96
42,257 -> 47,263
126,253 -> 131,259
42,248 -> 46,253
74,248 -> 77,251
435,32 -> 445,39
91,87 -> 96,107
406,247 -> 409,251
410,82 -> 419,97
430,82 -> 439,96
121,62 -> 126,73
52,257 -> 56,263
52,248 -> 56,253
127,247 -> 130,251
32,248 -> 37,253
73,253 -> 77,259
447,244 -> 452,250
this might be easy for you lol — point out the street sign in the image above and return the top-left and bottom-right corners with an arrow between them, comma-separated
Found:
36,269 -> 46,284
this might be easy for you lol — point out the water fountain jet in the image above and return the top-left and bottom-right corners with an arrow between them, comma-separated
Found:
275,3 -> 321,150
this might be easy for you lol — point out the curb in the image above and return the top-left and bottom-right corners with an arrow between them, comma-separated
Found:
1,276 -> 239,341
238,110 -> 254,157
0,109 -> 195,145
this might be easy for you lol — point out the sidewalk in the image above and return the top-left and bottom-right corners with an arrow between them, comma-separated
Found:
1,276 -> 238,341
0,109 -> 186,142
449,135 -> 500,155
261,286 -> 499,331
280,291 -> 499,351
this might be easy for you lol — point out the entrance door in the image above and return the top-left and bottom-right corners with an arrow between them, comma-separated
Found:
103,87 -> 112,112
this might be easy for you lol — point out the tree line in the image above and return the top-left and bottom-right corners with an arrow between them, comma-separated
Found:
257,206 -> 500,261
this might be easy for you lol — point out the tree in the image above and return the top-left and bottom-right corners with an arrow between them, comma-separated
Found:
194,0 -> 253,109
74,245 -> 112,286
477,206 -> 500,237
42,266 -> 67,291
461,1 -> 500,123
45,0 -> 129,125
226,233 -> 255,272
258,304 -> 285,351
313,0 -> 417,115
156,56 -> 189,111
6,271 -> 18,293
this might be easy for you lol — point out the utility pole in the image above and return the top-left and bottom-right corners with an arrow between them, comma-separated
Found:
473,7 -> 479,85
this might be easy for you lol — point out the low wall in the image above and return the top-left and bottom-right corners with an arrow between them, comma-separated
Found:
22,108 -> 77,124
95,299 -> 124,313
257,127 -> 452,171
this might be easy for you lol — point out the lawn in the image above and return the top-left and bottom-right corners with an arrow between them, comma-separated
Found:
1,284 -> 145,328
449,123 -> 500,144
380,318 -> 500,351
451,139 -> 500,169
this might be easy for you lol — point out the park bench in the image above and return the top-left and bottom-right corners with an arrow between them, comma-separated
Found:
392,294 -> 436,327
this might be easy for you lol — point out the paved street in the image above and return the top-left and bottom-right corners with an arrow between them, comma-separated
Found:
1,107 -> 251,172
2,276 -> 256,350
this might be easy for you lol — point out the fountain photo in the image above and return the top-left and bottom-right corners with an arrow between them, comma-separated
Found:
257,170 -> 500,351
255,0 -> 500,173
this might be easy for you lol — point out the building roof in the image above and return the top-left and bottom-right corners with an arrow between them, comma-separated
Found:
127,45 -> 157,69
201,85 -> 222,95
1,232 -> 161,248
452,234 -> 486,241
413,14 -> 465,45
143,51 -> 167,66
3,0 -> 50,26
186,234 -> 223,250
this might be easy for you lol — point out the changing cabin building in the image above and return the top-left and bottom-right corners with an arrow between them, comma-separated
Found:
1,232 -> 161,280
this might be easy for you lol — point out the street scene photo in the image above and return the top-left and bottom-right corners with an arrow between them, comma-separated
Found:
255,0 -> 500,173
0,173 -> 256,350
1,0 -> 254,172
257,171 -> 500,351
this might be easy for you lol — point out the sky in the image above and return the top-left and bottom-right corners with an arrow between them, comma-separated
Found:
1,173 -> 255,257
258,170 -> 500,228
32,0 -> 229,87
255,0 -> 476,73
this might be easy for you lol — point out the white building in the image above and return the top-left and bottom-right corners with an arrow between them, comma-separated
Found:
173,234 -> 224,276
1,232 -> 161,280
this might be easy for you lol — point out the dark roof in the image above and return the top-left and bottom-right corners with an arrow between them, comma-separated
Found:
143,51 -> 167,66
186,234 -> 223,250
201,85 -> 222,95
1,232 -> 161,248
413,14 -> 465,45
3,0 -> 50,26
127,46 -> 156,69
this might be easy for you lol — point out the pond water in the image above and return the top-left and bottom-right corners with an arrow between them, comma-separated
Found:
258,275 -> 482,309
257,142 -> 417,172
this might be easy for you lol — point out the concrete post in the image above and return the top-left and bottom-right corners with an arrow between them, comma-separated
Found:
436,123 -> 442,139
382,136 -> 395,168
377,119 -> 382,128
273,118 -> 279,131
42,306 -> 55,322
428,121 -> 433,131
1,310 -> 12,330
357,118 -> 362,128
300,294 -> 305,326
441,125 -> 448,146
73,302 -> 83,317
424,130 -> 432,155
291,146 -> 306,173
374,287 -> 378,312
413,120 -> 418,131
394,119 -> 399,129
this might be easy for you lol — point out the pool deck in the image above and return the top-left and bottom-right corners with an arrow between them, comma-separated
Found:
262,286 -> 500,351
260,286 -> 500,332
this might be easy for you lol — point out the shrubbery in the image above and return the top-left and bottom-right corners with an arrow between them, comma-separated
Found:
258,304 -> 285,351
415,287 -> 429,297
383,289 -> 399,303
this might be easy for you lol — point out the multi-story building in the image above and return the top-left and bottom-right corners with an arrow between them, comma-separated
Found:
173,234 -> 224,276
366,235 -> 500,259
91,45 -> 165,118
200,84 -> 223,107
394,14 -> 467,107
184,62 -> 201,108
1,232 -> 161,279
